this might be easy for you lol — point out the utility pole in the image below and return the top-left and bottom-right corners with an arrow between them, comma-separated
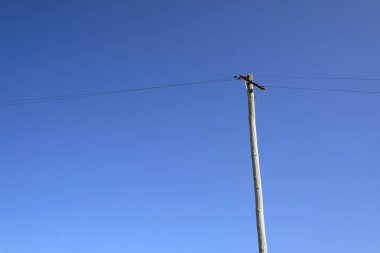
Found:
236,74 -> 268,253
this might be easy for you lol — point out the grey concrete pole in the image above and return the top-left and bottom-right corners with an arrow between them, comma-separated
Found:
245,74 -> 268,253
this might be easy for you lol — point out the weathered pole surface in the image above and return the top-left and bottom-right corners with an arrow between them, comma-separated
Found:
245,74 -> 268,253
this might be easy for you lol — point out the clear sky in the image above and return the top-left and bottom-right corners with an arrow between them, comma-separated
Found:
1,1 -> 379,252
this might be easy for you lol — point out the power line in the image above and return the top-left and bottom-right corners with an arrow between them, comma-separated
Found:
1,76 -> 380,108
255,75 -> 380,81
237,75 -> 380,94
0,78 -> 234,108
266,85 -> 380,94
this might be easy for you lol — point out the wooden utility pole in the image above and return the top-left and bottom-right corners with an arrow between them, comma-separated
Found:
244,74 -> 268,253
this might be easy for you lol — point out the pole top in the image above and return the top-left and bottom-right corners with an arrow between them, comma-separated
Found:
234,75 -> 266,90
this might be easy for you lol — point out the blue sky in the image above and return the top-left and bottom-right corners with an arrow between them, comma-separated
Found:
1,0 -> 379,252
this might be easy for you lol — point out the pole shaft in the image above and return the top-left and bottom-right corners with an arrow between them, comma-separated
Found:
246,74 -> 268,253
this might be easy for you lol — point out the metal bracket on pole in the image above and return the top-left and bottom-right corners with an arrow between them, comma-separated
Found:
234,75 -> 266,91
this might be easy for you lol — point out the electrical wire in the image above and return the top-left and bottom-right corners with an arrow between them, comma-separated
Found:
255,75 -> 380,81
266,85 -> 380,94
0,78 -> 234,108
1,75 -> 380,108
